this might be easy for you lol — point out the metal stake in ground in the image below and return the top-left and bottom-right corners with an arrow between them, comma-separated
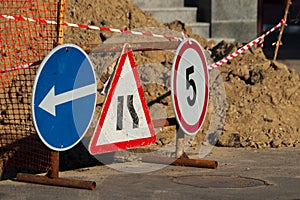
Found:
273,0 -> 292,62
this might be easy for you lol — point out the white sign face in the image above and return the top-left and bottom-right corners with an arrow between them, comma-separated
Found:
89,44 -> 156,155
171,38 -> 209,136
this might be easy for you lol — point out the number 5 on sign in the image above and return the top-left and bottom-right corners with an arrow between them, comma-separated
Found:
171,38 -> 209,136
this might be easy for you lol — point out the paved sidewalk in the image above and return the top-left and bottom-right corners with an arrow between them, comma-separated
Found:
0,147 -> 300,200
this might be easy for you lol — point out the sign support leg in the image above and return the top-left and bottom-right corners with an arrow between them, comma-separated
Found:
143,117 -> 218,169
175,125 -> 185,158
16,147 -> 96,190
47,151 -> 59,178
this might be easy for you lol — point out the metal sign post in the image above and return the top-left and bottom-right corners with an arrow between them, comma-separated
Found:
49,0 -> 65,180
16,1 -> 97,190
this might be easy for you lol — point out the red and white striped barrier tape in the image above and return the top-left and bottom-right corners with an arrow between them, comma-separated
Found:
209,19 -> 286,70
0,61 -> 40,74
0,14 -> 182,41
0,14 -> 285,73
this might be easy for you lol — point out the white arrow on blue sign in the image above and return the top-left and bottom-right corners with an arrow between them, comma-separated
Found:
32,44 -> 97,151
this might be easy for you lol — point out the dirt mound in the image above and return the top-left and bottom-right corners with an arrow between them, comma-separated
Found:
211,41 -> 300,148
64,0 -> 163,45
64,0 -> 300,149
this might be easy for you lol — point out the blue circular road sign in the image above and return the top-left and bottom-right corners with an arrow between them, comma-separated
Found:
32,44 -> 97,151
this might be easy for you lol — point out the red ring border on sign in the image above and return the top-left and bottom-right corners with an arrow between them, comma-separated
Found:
171,38 -> 209,135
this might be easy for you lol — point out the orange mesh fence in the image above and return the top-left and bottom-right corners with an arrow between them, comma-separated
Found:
0,0 -> 60,174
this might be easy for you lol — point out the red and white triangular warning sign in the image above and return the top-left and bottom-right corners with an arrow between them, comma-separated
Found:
89,44 -> 156,155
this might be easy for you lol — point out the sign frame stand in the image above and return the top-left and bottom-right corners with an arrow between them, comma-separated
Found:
87,40 -> 218,168
16,30 -> 218,190
15,0 -> 96,190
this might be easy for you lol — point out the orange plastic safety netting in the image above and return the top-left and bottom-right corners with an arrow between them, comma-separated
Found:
0,0 -> 60,174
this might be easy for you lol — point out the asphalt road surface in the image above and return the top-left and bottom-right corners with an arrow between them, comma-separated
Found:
0,147 -> 300,200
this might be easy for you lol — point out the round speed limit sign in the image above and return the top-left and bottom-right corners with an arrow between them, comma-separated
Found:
171,38 -> 209,136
